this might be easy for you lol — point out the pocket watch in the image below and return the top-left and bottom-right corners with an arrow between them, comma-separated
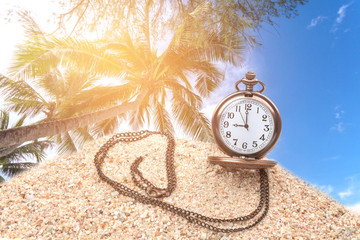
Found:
208,71 -> 281,169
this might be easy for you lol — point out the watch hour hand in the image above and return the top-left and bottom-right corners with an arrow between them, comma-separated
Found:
233,124 -> 246,127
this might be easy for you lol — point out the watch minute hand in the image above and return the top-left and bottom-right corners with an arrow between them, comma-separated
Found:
245,110 -> 249,130
239,111 -> 246,124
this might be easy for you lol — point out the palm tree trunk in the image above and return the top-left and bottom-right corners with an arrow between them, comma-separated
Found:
0,91 -> 147,148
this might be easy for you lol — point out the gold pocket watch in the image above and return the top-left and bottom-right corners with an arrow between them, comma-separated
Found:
208,71 -> 281,169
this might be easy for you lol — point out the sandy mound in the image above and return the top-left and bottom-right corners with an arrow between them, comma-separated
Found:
0,133 -> 359,239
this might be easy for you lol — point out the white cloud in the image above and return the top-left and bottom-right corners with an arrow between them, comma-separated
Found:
336,3 -> 351,23
334,106 -> 345,119
331,2 -> 352,33
339,187 -> 353,199
331,105 -> 346,132
338,175 -> 360,200
331,122 -> 345,133
347,202 -> 360,215
318,184 -> 334,194
307,16 -> 327,29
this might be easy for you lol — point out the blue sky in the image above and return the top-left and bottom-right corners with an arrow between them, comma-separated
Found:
203,0 -> 360,212
260,0 -> 360,210
0,1 -> 360,213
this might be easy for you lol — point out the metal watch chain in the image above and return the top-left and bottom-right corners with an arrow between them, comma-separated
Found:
94,130 -> 270,233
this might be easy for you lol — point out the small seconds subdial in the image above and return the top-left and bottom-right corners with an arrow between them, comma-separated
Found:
219,99 -> 274,155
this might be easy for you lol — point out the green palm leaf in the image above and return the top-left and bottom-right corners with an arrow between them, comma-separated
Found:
165,80 -> 203,108
91,117 -> 123,138
0,140 -> 50,163
171,91 -> 213,142
0,74 -> 47,106
54,132 -> 77,155
192,61 -> 223,98
0,111 -> 9,130
129,92 -> 151,130
68,83 -> 137,115
6,98 -> 46,118
0,136 -> 52,177
1,162 -> 38,177
153,101 -> 175,134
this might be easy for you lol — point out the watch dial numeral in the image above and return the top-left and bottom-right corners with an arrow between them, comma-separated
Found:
264,125 -> 270,132
233,139 -> 238,145
262,115 -> 267,121
257,107 -> 259,114
226,131 -> 231,138
227,112 -> 234,119
245,104 -> 252,111
260,134 -> 265,141
242,142 -> 248,149
252,141 -> 258,148
235,105 -> 241,112
224,121 -> 229,128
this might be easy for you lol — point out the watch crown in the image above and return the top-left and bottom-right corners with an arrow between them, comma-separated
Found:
235,71 -> 266,94
245,71 -> 256,80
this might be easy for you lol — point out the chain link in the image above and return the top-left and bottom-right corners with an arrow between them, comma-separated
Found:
94,130 -> 270,233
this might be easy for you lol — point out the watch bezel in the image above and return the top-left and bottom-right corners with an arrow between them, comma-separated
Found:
211,91 -> 281,159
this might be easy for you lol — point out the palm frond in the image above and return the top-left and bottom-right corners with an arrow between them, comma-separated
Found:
0,111 -> 9,130
171,92 -> 213,142
91,116 -> 122,138
165,21 -> 245,68
66,83 -> 137,116
152,101 -> 175,134
9,36 -> 137,81
165,80 -> 203,108
192,62 -> 223,98
0,140 -> 52,163
0,74 -> 47,104
0,162 -> 38,177
0,175 -> 4,183
14,115 -> 27,128
9,36 -> 60,80
0,111 -> 52,167
70,127 -> 94,150
56,37 -> 140,77
104,32 -> 150,71
54,132 -> 77,155
33,72 -> 63,101
6,98 -> 46,118
63,70 -> 98,93
52,127 -> 94,155
129,92 -> 151,130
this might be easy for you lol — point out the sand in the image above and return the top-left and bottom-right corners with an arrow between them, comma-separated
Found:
0,133 -> 359,239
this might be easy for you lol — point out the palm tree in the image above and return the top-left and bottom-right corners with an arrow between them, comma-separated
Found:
0,68 -> 107,155
0,5 -> 245,149
0,111 -> 51,180
0,13 -> 125,155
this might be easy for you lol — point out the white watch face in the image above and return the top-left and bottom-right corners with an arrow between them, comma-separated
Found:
218,98 -> 274,155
